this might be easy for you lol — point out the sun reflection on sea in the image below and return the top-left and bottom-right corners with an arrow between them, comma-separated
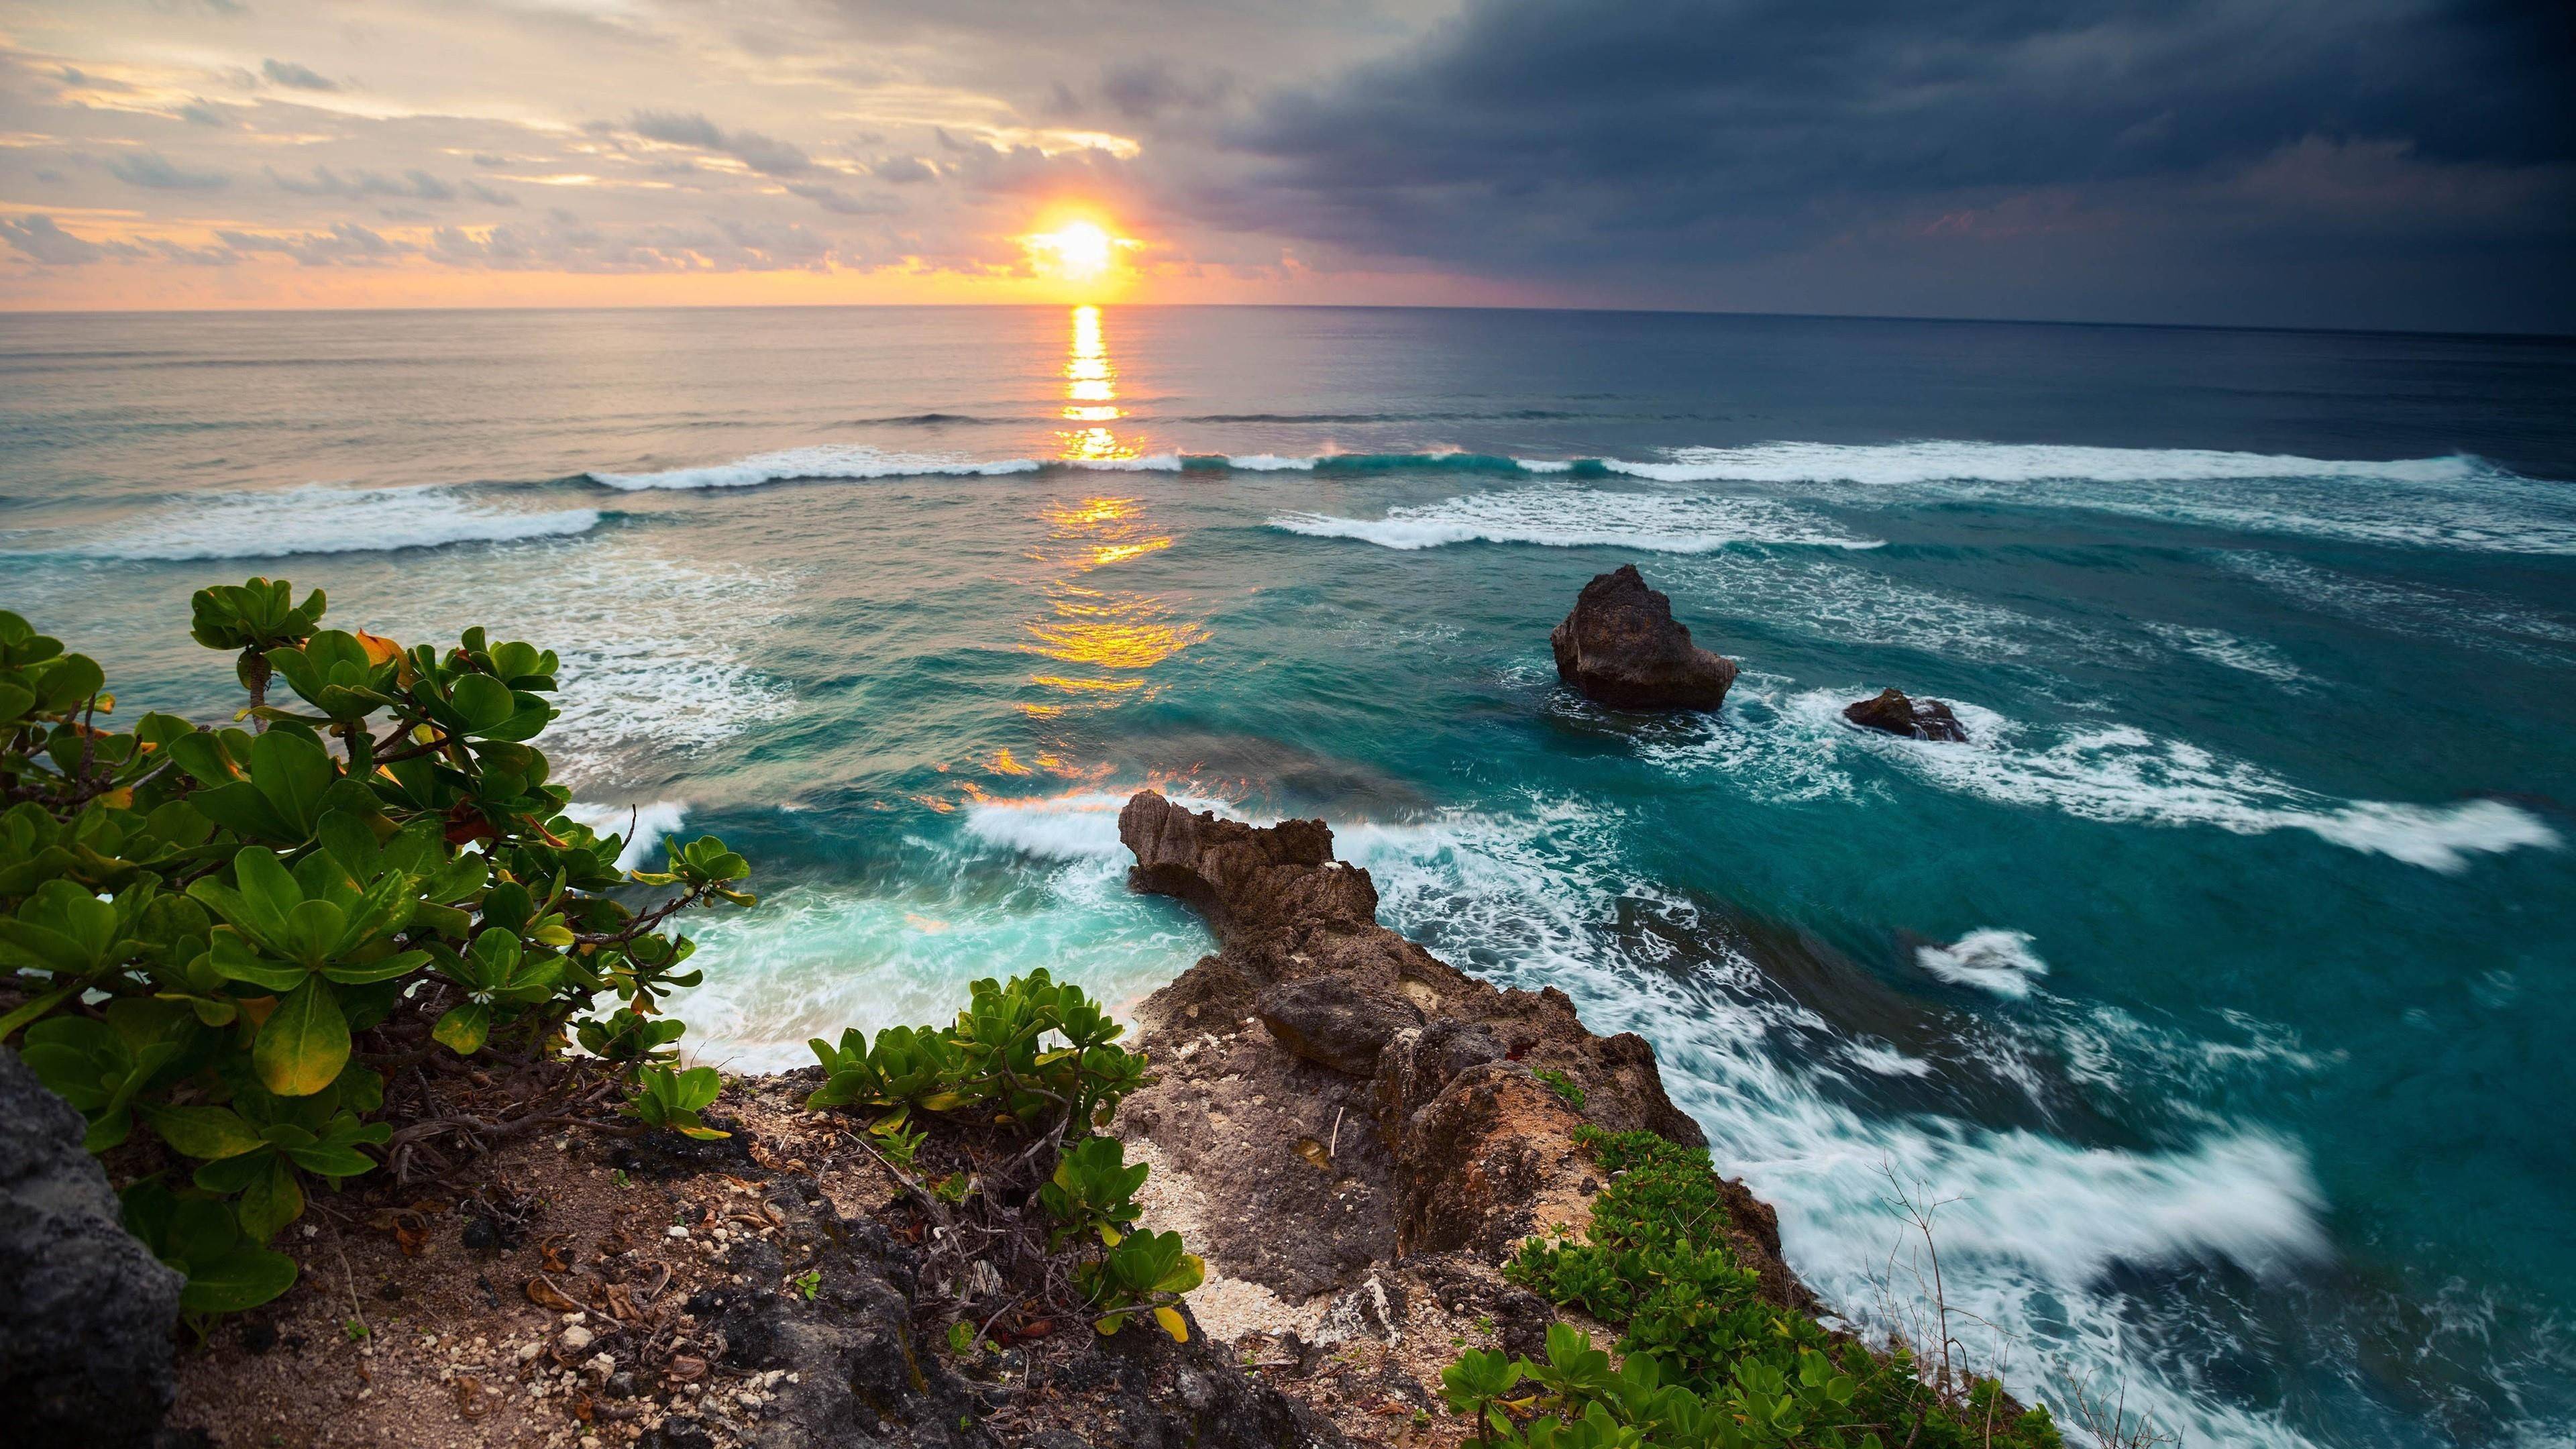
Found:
1056,304 -> 1138,464
1012,306 -> 1206,716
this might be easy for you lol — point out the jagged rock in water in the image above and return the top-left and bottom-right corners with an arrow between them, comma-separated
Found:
1549,564 -> 1738,710
1842,687 -> 1969,742
1,1047 -> 184,1449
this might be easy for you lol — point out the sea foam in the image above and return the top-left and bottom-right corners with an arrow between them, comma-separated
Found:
69,484 -> 600,560
1654,683 -> 2560,873
559,800 -> 689,871
1917,928 -> 2052,998
1269,488 -> 1881,552
589,445 -> 1044,490
1605,440 -> 2483,486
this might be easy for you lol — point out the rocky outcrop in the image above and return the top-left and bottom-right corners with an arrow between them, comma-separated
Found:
1,1046 -> 184,1449
1843,687 -> 1968,742
1114,791 -> 1814,1438
1549,564 -> 1738,710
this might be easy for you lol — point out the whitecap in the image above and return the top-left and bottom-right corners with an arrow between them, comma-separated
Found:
1795,690 -> 2558,872
2143,623 -> 2310,684
559,800 -> 689,871
2220,553 -> 2576,657
1917,928 -> 2051,998
1269,487 -> 1880,552
589,445 -> 1042,490
1648,684 -> 2558,873
960,790 -> 1244,862
1332,791 -> 2337,1444
1605,440 -> 2482,486
64,484 -> 599,560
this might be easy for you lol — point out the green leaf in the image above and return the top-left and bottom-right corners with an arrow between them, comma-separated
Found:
233,1155 -> 305,1240
247,729 -> 334,838
140,1104 -> 267,1161
0,982 -> 78,1042
254,977 -> 349,1097
431,1002 -> 490,1055
178,1242 -> 299,1315
317,949 -> 429,987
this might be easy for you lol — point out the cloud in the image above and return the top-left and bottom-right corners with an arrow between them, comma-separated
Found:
870,156 -> 937,183
1098,58 -> 1233,120
217,221 -> 402,265
3,214 -> 139,264
260,58 -> 338,92
461,180 -> 519,206
106,152 -> 229,190
268,165 -> 455,201
787,182 -> 901,215
1225,0 -> 2576,280
629,110 -> 813,176
177,99 -> 231,127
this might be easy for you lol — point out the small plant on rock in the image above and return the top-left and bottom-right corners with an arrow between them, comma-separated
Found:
624,1065 -> 729,1140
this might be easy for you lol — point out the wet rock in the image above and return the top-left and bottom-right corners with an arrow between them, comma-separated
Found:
0,1046 -> 183,1449
1550,564 -> 1738,710
1255,977 -> 1423,1076
1842,687 -> 1968,742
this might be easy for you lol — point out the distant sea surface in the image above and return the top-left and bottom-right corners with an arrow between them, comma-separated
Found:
5,305 -> 2573,1447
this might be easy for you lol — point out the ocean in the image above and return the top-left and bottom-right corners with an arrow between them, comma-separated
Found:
3,303 -> 2571,1446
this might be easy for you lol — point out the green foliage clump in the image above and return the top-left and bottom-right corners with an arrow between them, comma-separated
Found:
625,1064 -> 728,1140
1534,1067 -> 1587,1109
1440,1127 -> 2059,1449
0,583 -> 758,1322
1072,1224 -> 1204,1343
803,967 -> 1147,1141
1038,1133 -> 1147,1250
803,969 -> 1205,1342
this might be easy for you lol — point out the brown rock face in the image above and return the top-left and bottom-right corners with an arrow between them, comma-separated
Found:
1114,790 -> 1807,1280
1110,791 -> 1823,1440
1842,686 -> 1969,742
1550,564 -> 1739,710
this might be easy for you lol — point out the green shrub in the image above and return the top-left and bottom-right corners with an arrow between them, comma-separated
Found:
1534,1067 -> 1587,1109
625,1065 -> 729,1139
0,582 -> 757,1321
804,969 -> 1207,1342
804,967 -> 1148,1141
1037,1133 -> 1148,1250
1073,1226 -> 1204,1342
1444,1127 -> 2059,1449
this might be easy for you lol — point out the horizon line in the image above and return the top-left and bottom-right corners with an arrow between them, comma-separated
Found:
0,297 -> 2567,344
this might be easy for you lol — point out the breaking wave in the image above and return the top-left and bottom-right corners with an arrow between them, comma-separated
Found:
1917,928 -> 2053,998
54,484 -> 601,560
559,800 -> 690,871
1268,487 -> 1882,552
1652,684 -> 2561,873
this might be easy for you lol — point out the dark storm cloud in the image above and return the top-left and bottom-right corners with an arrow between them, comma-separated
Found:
1226,0 -> 2576,272
629,110 -> 815,176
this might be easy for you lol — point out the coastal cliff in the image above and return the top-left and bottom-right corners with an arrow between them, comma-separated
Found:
133,791 -> 1896,1449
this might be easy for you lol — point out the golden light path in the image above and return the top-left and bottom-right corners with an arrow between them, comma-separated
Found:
1018,304 -> 1206,713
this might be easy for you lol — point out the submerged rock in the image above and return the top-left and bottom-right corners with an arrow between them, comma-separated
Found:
1,1047 -> 183,1449
1549,563 -> 1738,710
1843,687 -> 1969,742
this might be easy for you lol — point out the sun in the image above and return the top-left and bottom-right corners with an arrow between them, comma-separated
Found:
1021,217 -> 1134,290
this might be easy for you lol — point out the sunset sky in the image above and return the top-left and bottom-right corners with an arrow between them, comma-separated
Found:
1,0 -> 2568,329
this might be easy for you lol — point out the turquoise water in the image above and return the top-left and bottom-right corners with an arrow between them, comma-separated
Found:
4,305 -> 2572,1446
